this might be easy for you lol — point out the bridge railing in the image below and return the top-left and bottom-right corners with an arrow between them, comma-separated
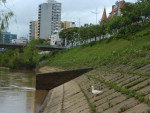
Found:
0,43 -> 68,51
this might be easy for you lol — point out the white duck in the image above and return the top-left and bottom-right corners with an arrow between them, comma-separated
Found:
91,86 -> 103,94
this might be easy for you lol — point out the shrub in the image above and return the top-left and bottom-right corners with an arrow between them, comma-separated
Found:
112,34 -> 126,40
143,44 -> 150,50
0,44 -> 40,69
125,25 -> 141,35
132,59 -> 148,69
119,25 -> 142,36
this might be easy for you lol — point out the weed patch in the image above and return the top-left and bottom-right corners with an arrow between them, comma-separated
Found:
78,84 -> 97,113
118,105 -> 130,113
87,75 -> 150,105
124,78 -> 148,89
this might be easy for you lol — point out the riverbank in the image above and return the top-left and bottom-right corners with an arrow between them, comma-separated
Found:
36,25 -> 150,113
0,67 -> 10,70
0,82 -> 5,87
0,22 -> 149,113
37,64 -> 150,113
37,66 -> 64,73
35,66 -> 64,113
37,66 -> 91,113
0,67 -> 9,87
43,25 -> 150,70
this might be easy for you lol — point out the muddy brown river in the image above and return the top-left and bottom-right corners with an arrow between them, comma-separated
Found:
0,68 -> 37,113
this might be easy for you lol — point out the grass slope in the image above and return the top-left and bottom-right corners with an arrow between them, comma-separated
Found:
45,26 -> 150,70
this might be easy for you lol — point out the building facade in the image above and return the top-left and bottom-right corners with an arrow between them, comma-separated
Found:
1,31 -> 17,44
61,21 -> 76,29
12,38 -> 28,45
38,0 -> 61,39
50,30 -> 62,46
34,21 -> 39,40
29,20 -> 38,40
100,0 -> 125,24
108,0 -> 125,19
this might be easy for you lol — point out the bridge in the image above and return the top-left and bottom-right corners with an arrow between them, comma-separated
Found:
0,43 -> 67,51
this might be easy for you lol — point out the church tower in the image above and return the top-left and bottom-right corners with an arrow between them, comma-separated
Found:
100,8 -> 107,25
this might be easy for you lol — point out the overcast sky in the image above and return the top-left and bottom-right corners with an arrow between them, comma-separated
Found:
6,0 -> 137,38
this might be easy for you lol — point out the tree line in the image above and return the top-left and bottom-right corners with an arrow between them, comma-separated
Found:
59,0 -> 150,46
0,40 -> 49,69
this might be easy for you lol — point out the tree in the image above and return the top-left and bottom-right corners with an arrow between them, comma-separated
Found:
0,0 -> 14,42
59,29 -> 68,45
90,25 -> 102,41
59,27 -> 79,46
0,0 -> 14,29
66,27 -> 79,46
121,2 -> 140,24
29,39 -> 50,46
79,26 -> 88,44
103,16 -> 122,34
137,0 -> 150,20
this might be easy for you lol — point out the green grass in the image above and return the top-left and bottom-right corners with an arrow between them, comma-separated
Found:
131,59 -> 150,69
45,26 -> 150,70
105,68 -> 150,77
132,82 -> 150,92
107,99 -> 113,108
127,72 -> 150,77
124,78 -> 148,89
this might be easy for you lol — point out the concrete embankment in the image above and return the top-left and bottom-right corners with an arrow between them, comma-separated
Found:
36,66 -> 91,113
37,65 -> 150,113
35,66 -> 63,113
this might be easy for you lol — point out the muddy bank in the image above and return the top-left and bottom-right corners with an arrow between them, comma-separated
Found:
0,82 -> 5,87
0,67 -> 9,87
0,67 -> 10,70
37,66 -> 63,73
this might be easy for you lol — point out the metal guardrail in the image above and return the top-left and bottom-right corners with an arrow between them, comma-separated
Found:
0,43 -> 68,51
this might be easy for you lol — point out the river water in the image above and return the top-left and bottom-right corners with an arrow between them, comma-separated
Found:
0,68 -> 36,113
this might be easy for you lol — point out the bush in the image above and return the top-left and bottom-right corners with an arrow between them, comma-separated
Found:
126,25 -> 141,34
111,34 -> 126,40
87,41 -> 97,47
119,25 -> 141,36
0,44 -> 40,69
143,44 -> 150,50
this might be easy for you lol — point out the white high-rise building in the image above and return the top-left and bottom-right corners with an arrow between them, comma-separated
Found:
38,0 -> 61,39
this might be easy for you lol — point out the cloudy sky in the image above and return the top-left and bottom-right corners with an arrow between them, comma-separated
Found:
5,0 -> 137,38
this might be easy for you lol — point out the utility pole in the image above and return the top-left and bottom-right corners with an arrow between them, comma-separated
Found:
74,18 -> 81,27
91,8 -> 99,24
78,18 -> 81,27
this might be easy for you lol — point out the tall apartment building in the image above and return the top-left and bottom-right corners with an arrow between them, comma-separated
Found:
61,21 -> 76,29
38,0 -> 61,39
29,20 -> 38,40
